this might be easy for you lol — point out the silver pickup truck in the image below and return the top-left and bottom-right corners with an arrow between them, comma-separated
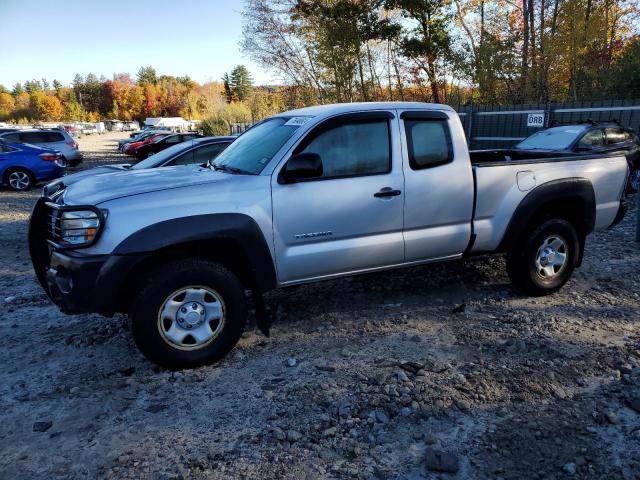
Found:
29,102 -> 630,369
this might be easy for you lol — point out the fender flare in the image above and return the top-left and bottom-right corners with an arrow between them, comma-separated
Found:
112,213 -> 277,292
498,178 -> 596,254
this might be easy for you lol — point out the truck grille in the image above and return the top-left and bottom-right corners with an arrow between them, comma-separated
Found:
47,207 -> 63,244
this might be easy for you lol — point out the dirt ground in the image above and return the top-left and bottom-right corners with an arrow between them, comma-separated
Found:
0,132 -> 639,479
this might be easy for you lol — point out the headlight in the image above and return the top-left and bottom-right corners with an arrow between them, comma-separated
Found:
60,210 -> 101,245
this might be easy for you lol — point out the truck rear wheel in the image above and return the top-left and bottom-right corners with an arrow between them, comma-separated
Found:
506,218 -> 580,296
129,259 -> 247,369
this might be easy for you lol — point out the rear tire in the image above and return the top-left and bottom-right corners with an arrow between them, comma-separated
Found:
5,168 -> 34,191
129,259 -> 248,369
506,218 -> 580,296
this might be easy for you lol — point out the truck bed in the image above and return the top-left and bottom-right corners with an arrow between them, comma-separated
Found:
469,152 -> 629,253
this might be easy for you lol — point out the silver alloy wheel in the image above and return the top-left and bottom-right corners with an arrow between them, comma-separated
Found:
8,171 -> 31,190
157,286 -> 225,350
535,235 -> 568,279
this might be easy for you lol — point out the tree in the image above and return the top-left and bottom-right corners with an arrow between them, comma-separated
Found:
610,38 -> 640,98
222,73 -> 232,103
137,66 -> 158,85
0,93 -> 15,120
386,0 -> 451,103
201,114 -> 229,136
12,83 -> 24,96
229,65 -> 254,101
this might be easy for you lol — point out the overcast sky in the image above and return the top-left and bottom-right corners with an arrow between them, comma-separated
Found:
0,0 -> 273,88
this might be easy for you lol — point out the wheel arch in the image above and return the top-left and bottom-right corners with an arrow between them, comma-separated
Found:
111,213 -> 277,311
498,178 -> 596,265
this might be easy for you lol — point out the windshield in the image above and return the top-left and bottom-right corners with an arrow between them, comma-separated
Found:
131,141 -> 193,169
212,117 -> 307,174
515,127 -> 586,150
152,134 -> 169,143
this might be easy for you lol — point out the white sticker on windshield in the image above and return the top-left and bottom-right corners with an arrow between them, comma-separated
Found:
285,117 -> 310,126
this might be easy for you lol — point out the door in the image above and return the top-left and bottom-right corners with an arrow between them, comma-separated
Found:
399,111 -> 474,262
271,112 -> 405,283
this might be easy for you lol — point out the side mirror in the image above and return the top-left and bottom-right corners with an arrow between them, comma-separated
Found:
284,153 -> 323,182
576,144 -> 593,152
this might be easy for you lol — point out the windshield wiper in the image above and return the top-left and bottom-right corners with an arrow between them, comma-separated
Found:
211,163 -> 251,175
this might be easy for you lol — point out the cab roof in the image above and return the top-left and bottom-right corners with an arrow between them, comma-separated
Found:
279,101 -> 456,118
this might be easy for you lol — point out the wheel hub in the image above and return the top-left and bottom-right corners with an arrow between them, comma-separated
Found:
177,302 -> 206,329
157,286 -> 226,351
535,235 -> 568,279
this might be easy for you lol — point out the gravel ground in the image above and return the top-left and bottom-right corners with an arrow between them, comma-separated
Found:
0,132 -> 639,479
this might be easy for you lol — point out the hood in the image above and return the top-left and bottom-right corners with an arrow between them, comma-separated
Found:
59,164 -> 131,185
63,164 -> 226,205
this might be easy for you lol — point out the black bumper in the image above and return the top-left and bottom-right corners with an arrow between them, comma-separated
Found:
41,249 -> 145,316
28,197 -> 144,316
46,251 -> 108,314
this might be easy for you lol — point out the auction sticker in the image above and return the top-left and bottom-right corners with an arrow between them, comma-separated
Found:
285,117 -> 310,126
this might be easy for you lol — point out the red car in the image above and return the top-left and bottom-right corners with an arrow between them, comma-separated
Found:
124,133 -> 170,155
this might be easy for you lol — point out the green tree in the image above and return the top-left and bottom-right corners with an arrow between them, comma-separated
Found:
229,65 -> 254,101
610,38 -> 640,98
386,0 -> 451,103
12,83 -> 24,96
222,73 -> 232,103
201,114 -> 229,135
137,66 -> 158,85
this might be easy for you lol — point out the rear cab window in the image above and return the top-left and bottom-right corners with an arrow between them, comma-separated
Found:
401,111 -> 453,169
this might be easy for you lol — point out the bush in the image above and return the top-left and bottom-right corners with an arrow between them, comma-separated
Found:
201,114 -> 229,136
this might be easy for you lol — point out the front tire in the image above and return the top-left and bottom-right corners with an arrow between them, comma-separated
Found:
506,218 -> 580,296
129,259 -> 248,369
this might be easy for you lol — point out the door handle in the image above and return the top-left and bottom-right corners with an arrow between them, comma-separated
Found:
374,187 -> 402,198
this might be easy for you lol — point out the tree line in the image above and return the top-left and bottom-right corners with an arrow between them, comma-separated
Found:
2,0 -> 638,127
0,66 -> 291,133
241,0 -> 640,105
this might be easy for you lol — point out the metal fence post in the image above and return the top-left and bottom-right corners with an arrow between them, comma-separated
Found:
544,101 -> 552,128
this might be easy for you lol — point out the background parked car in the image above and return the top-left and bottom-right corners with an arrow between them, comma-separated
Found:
0,140 -> 65,190
0,129 -> 82,166
118,130 -> 170,151
514,121 -> 640,191
124,132 -> 171,155
134,132 -> 202,160
43,136 -> 234,195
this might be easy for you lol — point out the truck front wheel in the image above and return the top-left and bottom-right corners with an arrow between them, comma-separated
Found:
129,259 -> 247,369
506,218 -> 580,296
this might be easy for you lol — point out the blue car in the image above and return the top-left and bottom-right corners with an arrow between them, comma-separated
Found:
0,140 -> 66,191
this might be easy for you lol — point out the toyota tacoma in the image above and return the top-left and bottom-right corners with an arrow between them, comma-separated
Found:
29,102 -> 630,369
